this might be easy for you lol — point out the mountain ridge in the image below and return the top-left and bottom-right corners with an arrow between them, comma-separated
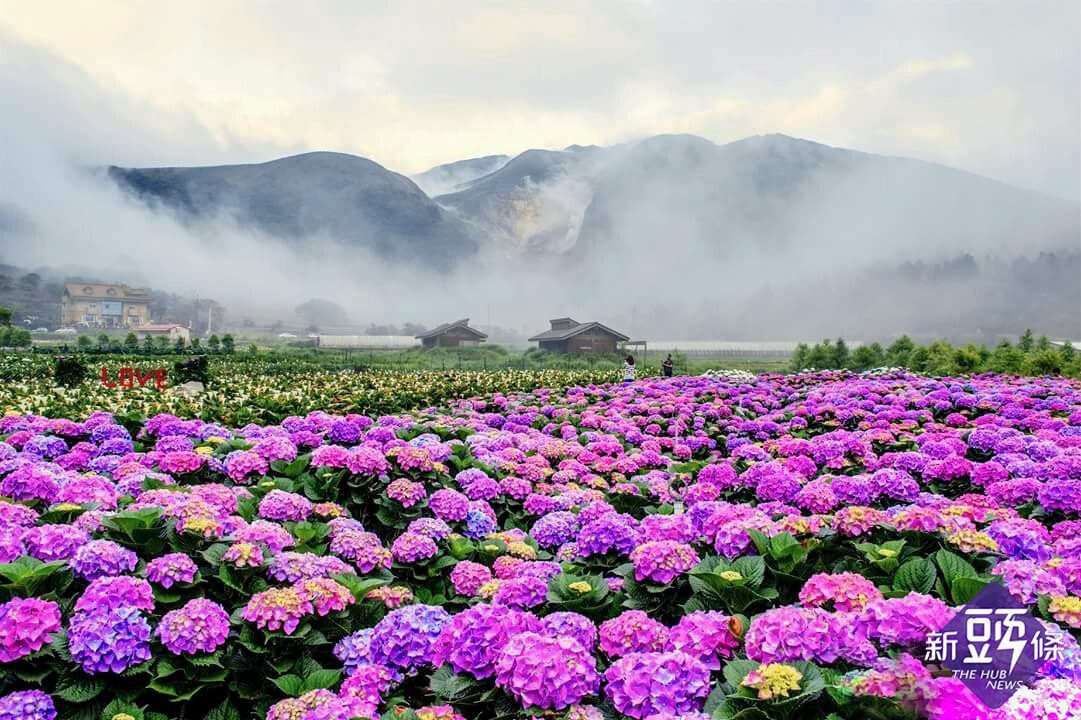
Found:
104,134 -> 1080,266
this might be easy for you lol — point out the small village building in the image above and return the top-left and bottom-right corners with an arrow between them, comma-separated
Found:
137,324 -> 191,343
61,283 -> 151,328
528,318 -> 630,354
415,319 -> 488,349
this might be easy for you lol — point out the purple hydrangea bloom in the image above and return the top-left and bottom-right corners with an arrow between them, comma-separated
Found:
464,508 -> 497,539
542,611 -> 598,651
666,611 -> 741,669
74,576 -> 155,614
577,513 -> 639,557
68,606 -> 152,673
492,575 -> 549,610
1039,477 -> 1081,514
531,511 -> 580,549
604,650 -> 711,719
369,604 -> 451,673
334,629 -> 374,674
0,690 -> 56,720
855,593 -> 954,648
70,539 -> 138,580
330,529 -> 392,573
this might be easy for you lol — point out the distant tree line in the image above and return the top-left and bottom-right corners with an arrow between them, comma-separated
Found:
36,332 -> 237,355
792,330 -> 1080,378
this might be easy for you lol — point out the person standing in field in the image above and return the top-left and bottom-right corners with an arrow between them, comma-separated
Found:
622,355 -> 636,383
662,354 -> 674,377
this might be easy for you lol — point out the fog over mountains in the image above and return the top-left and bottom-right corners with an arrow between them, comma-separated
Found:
12,133 -> 1081,340
108,133 -> 1078,265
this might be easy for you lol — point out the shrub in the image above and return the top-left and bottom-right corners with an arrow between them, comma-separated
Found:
173,355 -> 209,385
54,355 -> 89,387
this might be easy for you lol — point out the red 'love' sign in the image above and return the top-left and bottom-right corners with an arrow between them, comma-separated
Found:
101,367 -> 168,389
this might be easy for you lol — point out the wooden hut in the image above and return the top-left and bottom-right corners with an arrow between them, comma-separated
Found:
415,319 -> 488,349
528,317 -> 629,354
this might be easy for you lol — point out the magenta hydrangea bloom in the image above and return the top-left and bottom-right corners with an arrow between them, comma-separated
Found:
224,450 -> 269,483
855,593 -> 954,648
0,690 -> 56,720
449,560 -> 492,596
629,540 -> 700,584
392,532 -> 439,563
265,689 -> 337,720
666,611 -> 741,669
744,606 -> 846,664
604,651 -> 711,719
258,489 -> 313,522
68,606 -> 152,673
295,578 -> 355,616
429,488 -> 470,522
242,587 -> 314,635
599,610 -> 669,658
24,524 -> 89,561
145,552 -> 199,588
0,597 -> 62,662
346,447 -> 390,476
339,662 -> 395,709
492,576 -> 548,610
330,529 -> 393,573
233,519 -> 295,552
386,478 -> 427,508
267,552 -> 353,583
158,451 -> 205,475
74,576 -> 155,615
432,603 -> 542,679
494,631 -> 600,710
799,572 -> 884,613
157,598 -> 231,655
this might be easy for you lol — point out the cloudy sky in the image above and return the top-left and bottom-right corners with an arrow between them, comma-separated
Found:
1,0 -> 1079,200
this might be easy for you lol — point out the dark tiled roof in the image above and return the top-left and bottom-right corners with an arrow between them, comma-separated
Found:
528,321 -> 629,342
415,318 -> 488,340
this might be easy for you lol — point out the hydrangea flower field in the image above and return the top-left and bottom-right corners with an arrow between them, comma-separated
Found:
0,371 -> 1079,720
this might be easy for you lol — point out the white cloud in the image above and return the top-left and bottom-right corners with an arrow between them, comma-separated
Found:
0,1 -> 1076,198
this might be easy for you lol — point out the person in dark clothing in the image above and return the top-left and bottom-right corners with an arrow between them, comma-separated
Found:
662,354 -> 674,377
